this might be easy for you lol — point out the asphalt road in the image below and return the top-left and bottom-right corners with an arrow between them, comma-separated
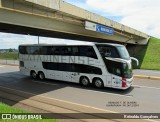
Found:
0,65 -> 160,114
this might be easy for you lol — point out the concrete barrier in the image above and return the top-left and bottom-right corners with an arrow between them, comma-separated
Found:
134,75 -> 160,80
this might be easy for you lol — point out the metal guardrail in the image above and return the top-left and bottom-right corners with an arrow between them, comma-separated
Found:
0,59 -> 19,65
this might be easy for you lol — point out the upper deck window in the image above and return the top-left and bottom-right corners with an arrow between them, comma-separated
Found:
19,45 -> 98,59
79,46 -> 98,59
96,45 -> 120,58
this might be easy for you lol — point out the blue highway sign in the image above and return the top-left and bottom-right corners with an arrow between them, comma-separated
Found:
96,24 -> 114,35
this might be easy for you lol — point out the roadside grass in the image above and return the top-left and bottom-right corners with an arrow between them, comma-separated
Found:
0,102 -> 56,122
140,37 -> 160,70
0,52 -> 18,60
131,37 -> 160,70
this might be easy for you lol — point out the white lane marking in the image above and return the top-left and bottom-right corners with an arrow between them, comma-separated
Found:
31,80 -> 160,91
144,119 -> 160,122
86,89 -> 132,97
133,85 -> 160,90
32,80 -> 132,97
0,85 -> 116,113
31,80 -> 58,86
0,85 -> 159,122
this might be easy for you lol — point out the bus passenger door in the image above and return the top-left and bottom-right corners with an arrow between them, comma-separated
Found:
71,65 -> 80,83
71,72 -> 80,83
60,64 -> 72,82
112,75 -> 122,88
106,75 -> 112,86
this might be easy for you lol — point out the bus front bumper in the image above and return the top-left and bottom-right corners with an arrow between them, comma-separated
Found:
122,78 -> 133,90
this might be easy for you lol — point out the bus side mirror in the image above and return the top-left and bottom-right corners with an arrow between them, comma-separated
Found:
131,57 -> 139,66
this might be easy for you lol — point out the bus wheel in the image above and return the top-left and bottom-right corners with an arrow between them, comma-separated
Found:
31,71 -> 37,79
38,72 -> 45,80
80,77 -> 90,86
93,78 -> 104,88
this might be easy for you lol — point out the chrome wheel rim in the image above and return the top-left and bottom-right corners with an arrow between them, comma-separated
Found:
82,78 -> 88,86
32,72 -> 36,79
95,79 -> 102,87
39,73 -> 44,79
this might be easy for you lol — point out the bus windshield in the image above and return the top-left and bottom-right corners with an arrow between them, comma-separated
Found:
116,46 -> 130,60
96,44 -> 130,60
104,58 -> 133,78
96,44 -> 132,78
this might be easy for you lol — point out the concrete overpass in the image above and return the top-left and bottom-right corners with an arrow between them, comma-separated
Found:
0,0 -> 150,45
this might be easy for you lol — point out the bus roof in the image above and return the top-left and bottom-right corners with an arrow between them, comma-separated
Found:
19,42 -> 123,47
95,43 -> 123,47
19,42 -> 94,46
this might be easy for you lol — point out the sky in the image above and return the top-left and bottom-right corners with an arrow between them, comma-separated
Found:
65,0 -> 160,37
0,0 -> 160,49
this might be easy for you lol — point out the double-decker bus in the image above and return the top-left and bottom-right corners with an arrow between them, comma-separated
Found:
19,42 -> 138,89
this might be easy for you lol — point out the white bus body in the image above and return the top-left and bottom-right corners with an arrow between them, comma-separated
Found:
19,42 -> 135,89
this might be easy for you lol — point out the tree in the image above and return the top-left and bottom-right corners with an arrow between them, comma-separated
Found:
9,48 -> 13,52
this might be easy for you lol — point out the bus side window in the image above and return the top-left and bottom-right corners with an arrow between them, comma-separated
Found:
34,46 -> 44,55
58,63 -> 72,71
79,46 -> 97,59
47,47 -> 55,55
79,46 -> 86,57
27,46 -> 40,55
26,47 -> 30,54
73,64 -> 102,75
87,47 -> 98,59
61,47 -> 72,55
72,47 -> 79,56
42,62 -> 58,70
39,46 -> 47,55
19,46 -> 26,54
44,46 -> 52,55
52,47 -> 60,55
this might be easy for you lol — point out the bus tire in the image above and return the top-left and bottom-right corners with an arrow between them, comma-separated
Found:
30,71 -> 37,79
38,72 -> 45,80
80,76 -> 90,86
93,78 -> 104,88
